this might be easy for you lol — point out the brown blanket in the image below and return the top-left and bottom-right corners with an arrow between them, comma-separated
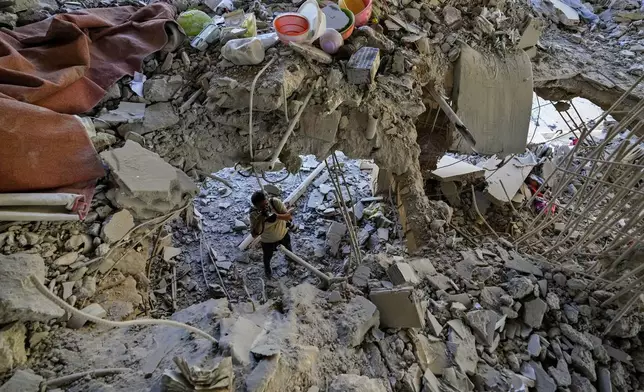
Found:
0,3 -> 179,192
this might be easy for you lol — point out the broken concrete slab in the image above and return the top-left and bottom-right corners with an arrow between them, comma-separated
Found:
101,209 -> 135,244
523,298 -> 548,328
409,258 -> 437,280
387,262 -> 420,286
219,316 -> 262,365
550,0 -> 580,26
101,141 -> 197,219
446,319 -> 478,375
143,75 -> 183,102
339,296 -> 379,347
414,333 -> 448,375
452,45 -> 533,155
504,252 -> 543,277
141,102 -> 180,134
440,181 -> 461,207
429,155 -> 484,182
465,310 -> 499,347
0,253 -> 64,324
483,154 -> 538,205
369,287 -> 424,328
0,369 -> 43,392
97,101 -> 145,125
518,17 -> 544,50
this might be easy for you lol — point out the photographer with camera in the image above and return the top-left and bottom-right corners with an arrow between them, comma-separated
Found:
249,190 -> 295,279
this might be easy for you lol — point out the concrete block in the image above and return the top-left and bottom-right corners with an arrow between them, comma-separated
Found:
369,287 -> 425,328
387,262 -> 420,286
347,47 -> 380,85
452,45 -> 533,155
0,369 -> 43,392
101,141 -> 197,219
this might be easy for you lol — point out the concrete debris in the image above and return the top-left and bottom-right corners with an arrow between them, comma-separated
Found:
453,46 -> 533,155
163,246 -> 182,262
548,358 -> 571,387
329,374 -> 387,392
0,369 -> 44,392
142,102 -> 180,134
504,252 -> 543,276
446,319 -> 478,375
523,298 -> 547,328
409,258 -> 437,280
413,332 -> 448,375
506,276 -> 534,299
0,322 -> 27,374
465,310 -> 498,347
219,316 -> 262,365
484,154 -> 538,205
560,324 -> 594,350
0,253 -> 64,324
369,287 -> 424,328
571,346 -> 597,382
530,361 -> 557,392
429,155 -> 484,182
326,221 -> 347,256
101,141 -> 197,219
341,296 -> 379,347
527,333 -> 541,357
387,262 -> 420,286
54,251 -> 79,266
351,265 -> 370,288
143,75 -> 183,102
100,209 -> 135,244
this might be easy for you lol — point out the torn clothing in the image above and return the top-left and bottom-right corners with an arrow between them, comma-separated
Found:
249,197 -> 289,243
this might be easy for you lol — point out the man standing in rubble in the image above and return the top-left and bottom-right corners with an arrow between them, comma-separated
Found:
250,191 -> 295,279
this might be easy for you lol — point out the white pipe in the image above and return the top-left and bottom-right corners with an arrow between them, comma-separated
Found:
365,113 -> 379,140
268,85 -> 317,170
0,193 -> 79,208
0,210 -> 79,221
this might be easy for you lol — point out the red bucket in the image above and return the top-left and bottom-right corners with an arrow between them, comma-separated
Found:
274,13 -> 311,43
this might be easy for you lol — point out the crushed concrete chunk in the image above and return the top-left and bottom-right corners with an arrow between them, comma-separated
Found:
352,265 -> 370,288
326,221 -> 347,256
571,346 -> 596,382
0,369 -> 43,392
387,262 -> 419,286
548,358 -> 571,387
0,253 -> 64,324
523,298 -> 547,328
0,322 -> 27,374
369,287 -> 424,328
422,368 -> 440,392
101,209 -> 135,244
143,75 -> 183,102
561,324 -> 594,350
466,310 -> 498,347
329,374 -> 387,392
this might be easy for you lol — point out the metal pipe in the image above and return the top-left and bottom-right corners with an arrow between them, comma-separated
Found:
0,193 -> 78,208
